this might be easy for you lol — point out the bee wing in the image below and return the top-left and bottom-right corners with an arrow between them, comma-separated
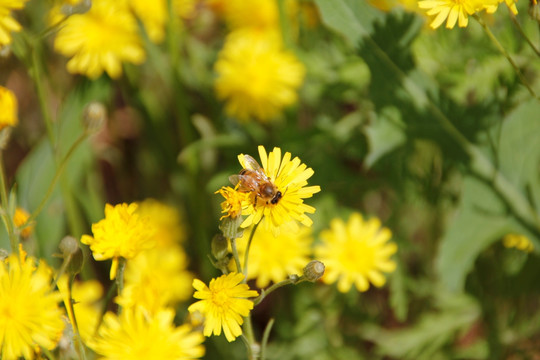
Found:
242,155 -> 263,171
229,174 -> 241,186
229,174 -> 257,192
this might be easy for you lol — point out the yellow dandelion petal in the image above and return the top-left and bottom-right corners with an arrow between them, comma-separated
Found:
315,212 -> 398,293
13,207 -> 34,237
188,272 -> 258,342
214,29 -> 305,122
81,203 -> 156,280
0,86 -> 18,130
137,199 -> 187,246
0,0 -> 27,46
215,186 -> 250,220
503,233 -> 534,253
54,0 -> 145,79
90,307 -> 205,360
0,252 -> 65,359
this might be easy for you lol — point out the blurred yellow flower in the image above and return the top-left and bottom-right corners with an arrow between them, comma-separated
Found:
0,0 -> 28,47
232,222 -> 313,288
57,276 -> 103,344
173,0 -> 197,18
222,0 -> 279,30
216,186 -> 250,220
13,206 -> 33,237
237,146 -> 320,232
53,0 -> 145,79
214,30 -> 305,122
188,272 -> 258,342
81,203 -> 155,280
484,0 -> 518,15
0,247 -> 65,359
116,244 -> 194,314
137,199 -> 186,246
129,0 -> 167,43
90,307 -> 205,360
0,86 -> 17,130
503,233 -> 534,252
418,0 -> 498,29
315,213 -> 397,293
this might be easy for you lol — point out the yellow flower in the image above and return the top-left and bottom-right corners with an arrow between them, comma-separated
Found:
81,203 -> 155,280
128,0 -> 167,43
173,0 -> 197,19
221,0 -> 279,30
116,244 -> 194,314
57,276 -> 103,344
216,186 -> 250,220
13,206 -> 33,237
236,145 -> 320,232
503,233 -> 534,253
0,86 -> 17,130
418,0 -> 498,29
315,213 -> 397,293
137,199 -> 186,246
484,0 -> 518,15
90,307 -> 205,360
188,272 -> 258,342
0,0 -> 28,47
232,223 -> 313,288
53,0 -> 145,79
0,246 -> 65,359
214,29 -> 305,122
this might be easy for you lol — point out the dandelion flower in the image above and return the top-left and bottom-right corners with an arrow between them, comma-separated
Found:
0,246 -> 65,359
315,213 -> 397,293
0,0 -> 28,47
90,307 -> 205,360
484,0 -> 518,15
137,199 -> 186,246
216,186 -> 250,220
13,206 -> 33,237
116,244 -> 194,314
503,233 -> 534,252
128,0 -> 167,43
188,272 -> 258,342
214,30 -> 305,122
53,0 -> 145,79
418,0 -> 497,29
0,86 -> 17,130
236,145 -> 320,232
221,0 -> 279,30
81,203 -> 155,280
232,223 -> 313,288
57,276 -> 103,344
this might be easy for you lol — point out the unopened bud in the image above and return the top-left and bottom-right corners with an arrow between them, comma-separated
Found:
303,260 -> 325,282
0,127 -> 12,150
218,215 -> 244,239
61,0 -> 92,16
0,248 -> 8,261
59,236 -> 84,276
0,45 -> 11,59
211,234 -> 229,261
530,0 -> 540,22
83,102 -> 107,133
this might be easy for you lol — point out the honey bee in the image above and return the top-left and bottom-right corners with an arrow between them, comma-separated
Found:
229,155 -> 282,205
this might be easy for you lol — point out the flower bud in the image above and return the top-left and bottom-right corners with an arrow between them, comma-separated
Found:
83,101 -> 107,133
218,215 -> 244,239
59,236 -> 84,276
303,260 -> 325,282
211,234 -> 229,261
0,248 -> 8,261
530,0 -> 540,22
61,0 -> 92,16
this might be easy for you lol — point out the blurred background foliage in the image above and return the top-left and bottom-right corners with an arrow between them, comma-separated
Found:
2,0 -> 540,358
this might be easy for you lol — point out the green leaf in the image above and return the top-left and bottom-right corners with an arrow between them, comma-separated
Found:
313,0 -> 384,46
365,106 -> 406,168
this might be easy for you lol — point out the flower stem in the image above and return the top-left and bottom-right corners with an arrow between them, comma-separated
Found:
253,275 -> 307,306
243,222 -> 260,281
230,237 -> 243,274
507,8 -> 540,57
0,152 -> 18,253
474,14 -> 540,101
115,257 -> 127,303
260,318 -> 275,360
65,277 -> 87,360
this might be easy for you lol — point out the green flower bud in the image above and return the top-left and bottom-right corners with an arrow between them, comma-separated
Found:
218,215 -> 244,240
59,236 -> 84,276
211,234 -> 229,261
303,260 -> 325,282
83,102 -> 107,133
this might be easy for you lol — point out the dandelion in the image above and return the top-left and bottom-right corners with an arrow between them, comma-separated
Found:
0,85 -> 17,130
116,244 -> 194,314
418,0 -> 498,29
216,186 -> 250,220
90,307 -> 205,360
232,223 -> 313,288
188,272 -> 258,342
0,246 -> 65,359
503,233 -> 534,252
315,213 -> 397,293
53,0 -> 145,79
81,203 -> 155,280
214,30 -> 305,122
0,0 -> 28,47
236,145 -> 320,232
129,0 -> 167,43
221,0 -> 280,31
484,0 -> 519,15
13,207 -> 33,237
137,199 -> 186,246
57,276 -> 103,344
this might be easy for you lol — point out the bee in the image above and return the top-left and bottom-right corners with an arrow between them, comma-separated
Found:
229,155 -> 283,205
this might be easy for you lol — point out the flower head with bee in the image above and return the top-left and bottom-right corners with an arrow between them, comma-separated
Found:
230,145 -> 320,232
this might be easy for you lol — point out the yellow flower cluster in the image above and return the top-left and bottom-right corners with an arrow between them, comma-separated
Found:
0,0 -> 28,47
0,86 -> 18,131
503,233 -> 534,252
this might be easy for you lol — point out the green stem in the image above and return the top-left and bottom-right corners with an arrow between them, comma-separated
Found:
253,276 -> 307,306
24,133 -> 88,227
0,153 -> 18,253
508,9 -> 540,57
474,14 -> 540,101
115,257 -> 127,298
240,334 -> 255,360
66,277 -> 87,360
230,237 -> 243,274
260,318 -> 275,360
243,222 -> 260,281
